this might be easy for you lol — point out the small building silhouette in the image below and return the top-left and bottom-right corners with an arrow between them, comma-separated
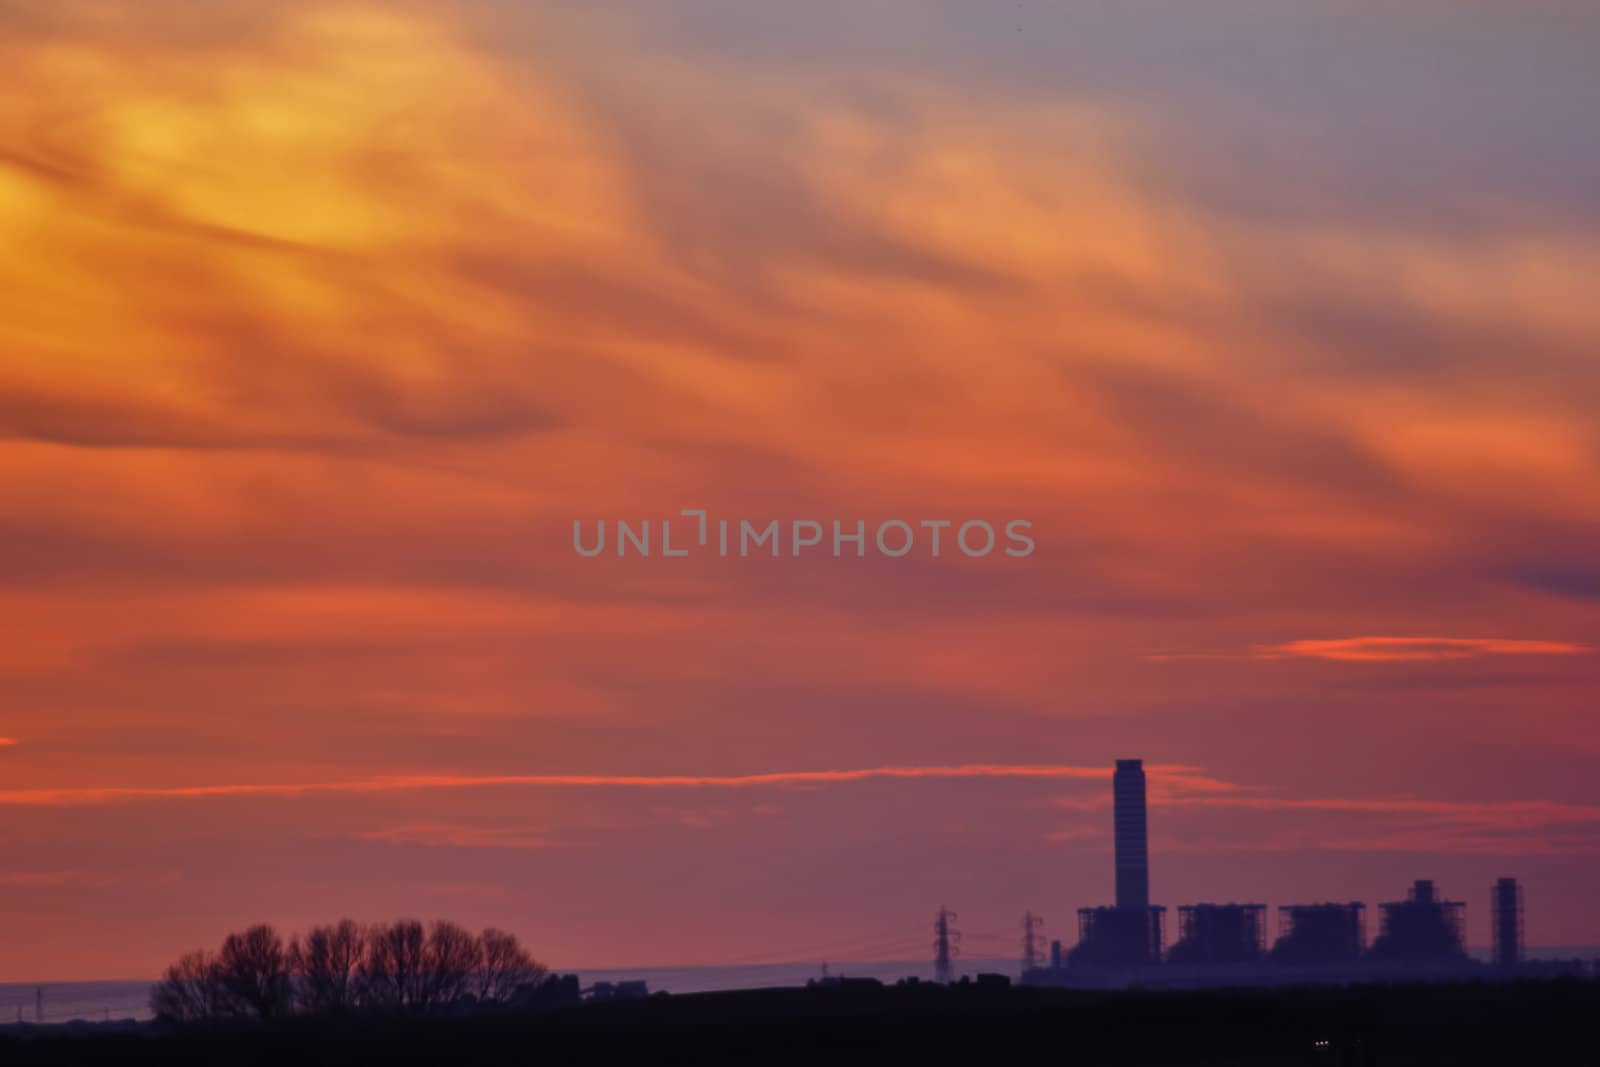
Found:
588,980 -> 650,1002
508,973 -> 581,1012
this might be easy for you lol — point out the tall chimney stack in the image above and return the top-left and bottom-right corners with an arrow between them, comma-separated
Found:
1493,877 -> 1523,968
1113,759 -> 1150,910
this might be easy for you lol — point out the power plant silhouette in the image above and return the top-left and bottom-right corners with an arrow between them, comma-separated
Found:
1011,759 -> 1582,989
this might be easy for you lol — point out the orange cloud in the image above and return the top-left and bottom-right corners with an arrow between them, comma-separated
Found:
0,762 -> 1152,807
1255,636 -> 1589,663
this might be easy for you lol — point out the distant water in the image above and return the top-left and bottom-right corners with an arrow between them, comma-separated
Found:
7,950 -> 1599,1024
0,981 -> 153,1025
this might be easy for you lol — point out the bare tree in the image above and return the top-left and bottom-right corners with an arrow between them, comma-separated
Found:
362,919 -> 427,1012
154,917 -> 548,1022
150,950 -> 221,1022
290,919 -> 367,1015
422,919 -> 482,1008
477,928 -> 547,1003
215,924 -> 292,1020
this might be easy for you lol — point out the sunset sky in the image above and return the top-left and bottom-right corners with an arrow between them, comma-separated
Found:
2,1 -> 1599,982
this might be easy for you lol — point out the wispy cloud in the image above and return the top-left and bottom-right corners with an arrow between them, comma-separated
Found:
1168,792 -> 1600,828
0,870 -> 80,888
1254,636 -> 1589,663
0,869 -> 128,889
0,762 -> 1158,807
0,737 -> 17,746
1048,777 -> 1600,856
357,821 -> 562,850
1152,637 -> 1589,664
1154,792 -> 1600,857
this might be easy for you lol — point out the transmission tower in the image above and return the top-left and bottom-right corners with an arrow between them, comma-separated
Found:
934,906 -> 960,983
1022,911 -> 1045,972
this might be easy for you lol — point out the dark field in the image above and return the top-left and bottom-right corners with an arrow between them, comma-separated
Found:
4,978 -> 1597,1065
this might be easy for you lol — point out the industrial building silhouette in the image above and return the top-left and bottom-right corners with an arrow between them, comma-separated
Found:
1269,902 -> 1364,964
1024,759 -> 1579,988
1368,879 -> 1469,962
1170,903 -> 1266,964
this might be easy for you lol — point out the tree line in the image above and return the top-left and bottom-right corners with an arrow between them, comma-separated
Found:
151,919 -> 547,1022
